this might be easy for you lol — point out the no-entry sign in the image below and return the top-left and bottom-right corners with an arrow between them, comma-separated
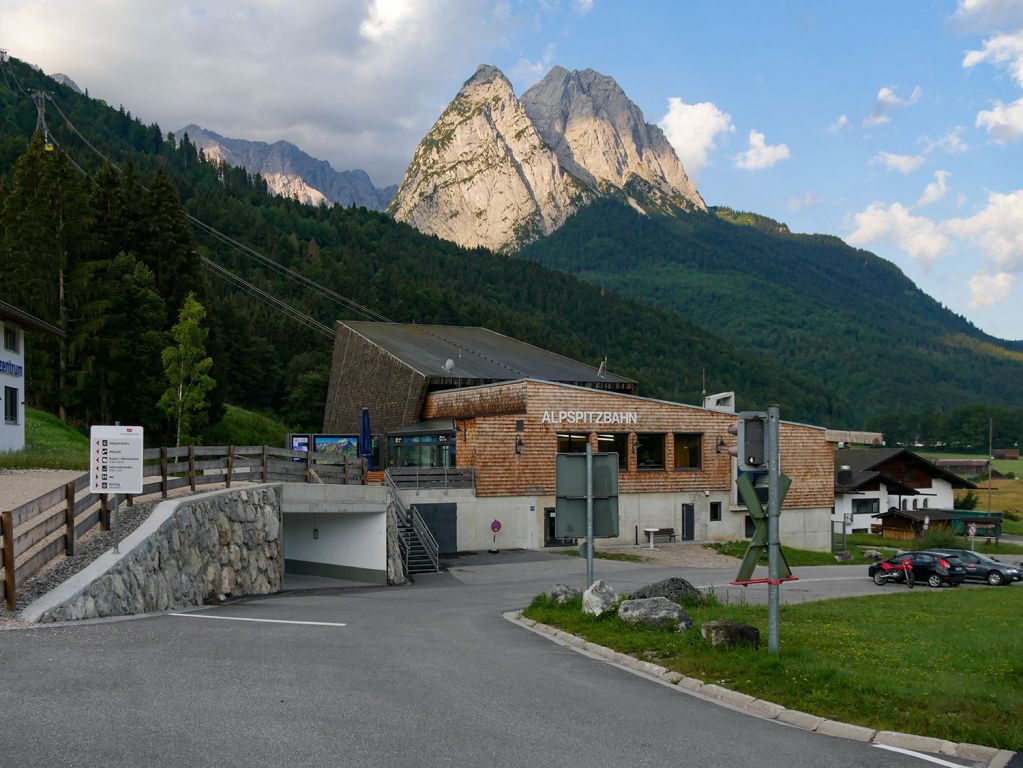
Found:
491,519 -> 502,533
90,425 -> 144,495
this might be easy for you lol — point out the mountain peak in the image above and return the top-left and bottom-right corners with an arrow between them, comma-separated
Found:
521,66 -> 704,210
388,63 -> 704,252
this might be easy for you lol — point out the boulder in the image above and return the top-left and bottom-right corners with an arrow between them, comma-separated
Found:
547,583 -> 581,605
701,620 -> 760,649
863,549 -> 884,561
618,597 -> 694,631
582,580 -> 618,616
630,576 -> 702,604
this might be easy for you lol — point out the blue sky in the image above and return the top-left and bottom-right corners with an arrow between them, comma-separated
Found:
4,0 -> 1022,339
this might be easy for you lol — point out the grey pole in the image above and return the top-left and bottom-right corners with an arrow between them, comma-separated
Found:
585,442 -> 594,589
112,421 -> 120,554
767,405 -> 781,655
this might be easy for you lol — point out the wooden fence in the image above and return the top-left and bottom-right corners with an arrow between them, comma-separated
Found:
0,445 -> 365,610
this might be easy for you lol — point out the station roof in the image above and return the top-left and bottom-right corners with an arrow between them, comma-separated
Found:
0,299 -> 64,337
341,322 -> 636,390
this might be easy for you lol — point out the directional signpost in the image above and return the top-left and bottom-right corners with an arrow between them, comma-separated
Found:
90,425 -> 144,553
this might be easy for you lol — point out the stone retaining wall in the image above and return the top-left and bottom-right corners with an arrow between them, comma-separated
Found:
35,486 -> 283,623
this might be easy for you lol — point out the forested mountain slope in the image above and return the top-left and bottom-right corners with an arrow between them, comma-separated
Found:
518,199 -> 1023,419
0,56 -> 842,436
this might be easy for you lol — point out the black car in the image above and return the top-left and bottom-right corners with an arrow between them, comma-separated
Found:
868,550 -> 966,588
926,549 -> 1022,586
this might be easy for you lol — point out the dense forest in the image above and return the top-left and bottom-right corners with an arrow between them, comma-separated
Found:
0,57 -> 844,442
518,199 -> 1023,421
865,404 -> 1023,451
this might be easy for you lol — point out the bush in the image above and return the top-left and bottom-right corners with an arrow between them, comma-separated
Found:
956,489 -> 979,510
913,526 -> 961,550
1003,508 -> 1021,522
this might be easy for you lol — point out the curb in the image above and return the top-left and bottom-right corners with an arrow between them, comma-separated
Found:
503,611 -> 1016,768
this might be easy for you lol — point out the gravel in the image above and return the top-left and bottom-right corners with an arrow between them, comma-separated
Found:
1,497 -> 164,623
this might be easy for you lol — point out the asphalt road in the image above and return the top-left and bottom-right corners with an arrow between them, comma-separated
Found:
0,553 -> 999,768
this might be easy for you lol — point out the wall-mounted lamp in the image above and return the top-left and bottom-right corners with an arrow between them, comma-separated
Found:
313,528 -> 319,540
515,435 -> 524,455
715,436 -> 727,454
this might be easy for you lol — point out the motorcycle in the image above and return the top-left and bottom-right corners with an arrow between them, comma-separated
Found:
872,558 -> 914,588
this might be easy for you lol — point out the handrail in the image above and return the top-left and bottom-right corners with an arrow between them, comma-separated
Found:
382,470 -> 409,527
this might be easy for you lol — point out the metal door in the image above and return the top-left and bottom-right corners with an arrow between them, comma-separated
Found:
413,503 -> 458,555
681,503 -> 695,541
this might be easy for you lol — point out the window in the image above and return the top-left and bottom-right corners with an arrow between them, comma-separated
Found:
597,433 -> 629,469
3,326 -> 17,353
557,433 -> 589,453
635,433 -> 665,470
852,499 -> 879,516
912,499 -> 918,510
4,386 -> 17,424
709,501 -> 722,522
387,433 -> 455,468
922,498 -> 928,509
673,433 -> 702,470
901,499 -> 907,510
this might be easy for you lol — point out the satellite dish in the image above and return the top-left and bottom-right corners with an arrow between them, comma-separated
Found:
444,358 -> 455,372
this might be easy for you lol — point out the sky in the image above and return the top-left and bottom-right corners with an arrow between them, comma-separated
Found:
3,0 -> 1022,340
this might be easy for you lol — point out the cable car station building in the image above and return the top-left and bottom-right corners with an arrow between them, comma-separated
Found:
323,322 -> 837,554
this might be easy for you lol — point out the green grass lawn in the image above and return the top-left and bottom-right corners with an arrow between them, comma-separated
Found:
707,541 -> 880,566
202,404 -> 289,447
523,588 -> 1023,750
845,532 -> 1023,556
0,407 -> 89,469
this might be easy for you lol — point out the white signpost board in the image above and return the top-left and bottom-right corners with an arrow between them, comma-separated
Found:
89,425 -> 144,495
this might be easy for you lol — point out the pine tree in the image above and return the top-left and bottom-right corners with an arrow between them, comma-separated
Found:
159,292 -> 215,447
138,166 -> 199,320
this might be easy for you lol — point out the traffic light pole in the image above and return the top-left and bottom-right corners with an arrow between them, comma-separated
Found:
766,405 -> 781,655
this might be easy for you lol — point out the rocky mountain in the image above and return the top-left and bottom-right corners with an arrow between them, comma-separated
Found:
50,73 -> 82,94
388,64 -> 702,252
521,66 -> 703,210
178,125 -> 397,210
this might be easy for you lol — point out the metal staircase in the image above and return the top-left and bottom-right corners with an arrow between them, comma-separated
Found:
385,471 -> 440,576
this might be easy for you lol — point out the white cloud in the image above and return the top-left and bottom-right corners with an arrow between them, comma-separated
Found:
863,85 -> 922,127
508,43 -> 556,88
954,0 -> 1023,32
963,30 -> 1023,87
826,114 -> 848,134
572,0 -> 594,13
976,97 -> 1023,142
871,151 -> 926,174
658,98 -> 734,179
846,202 -> 950,264
1,0 -> 513,184
917,171 -> 950,207
945,190 -> 1023,271
921,127 -> 968,154
787,193 -> 823,211
733,130 -> 790,170
969,272 -> 1014,308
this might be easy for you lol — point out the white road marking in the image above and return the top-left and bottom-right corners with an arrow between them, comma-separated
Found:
871,744 -> 969,767
170,613 -> 346,627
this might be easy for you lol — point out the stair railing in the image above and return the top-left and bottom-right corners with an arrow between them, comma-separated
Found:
409,505 -> 440,572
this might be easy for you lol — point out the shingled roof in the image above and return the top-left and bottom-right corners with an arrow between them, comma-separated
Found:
835,447 -> 976,494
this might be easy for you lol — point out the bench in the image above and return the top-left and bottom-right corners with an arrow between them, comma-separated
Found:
652,527 -> 677,543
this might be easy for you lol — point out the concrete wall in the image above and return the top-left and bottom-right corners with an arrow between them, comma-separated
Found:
0,320 -> 25,453
404,487 -> 832,552
26,486 -> 284,623
280,483 -> 388,584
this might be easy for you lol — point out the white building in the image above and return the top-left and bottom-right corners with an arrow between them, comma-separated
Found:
832,447 -> 975,533
0,300 -> 63,453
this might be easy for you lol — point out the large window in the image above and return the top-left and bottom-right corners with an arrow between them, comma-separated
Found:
673,433 -> 702,470
4,386 -> 18,424
597,433 -> 629,469
557,433 -> 590,453
3,326 -> 17,353
388,433 -> 455,468
635,433 -> 665,470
